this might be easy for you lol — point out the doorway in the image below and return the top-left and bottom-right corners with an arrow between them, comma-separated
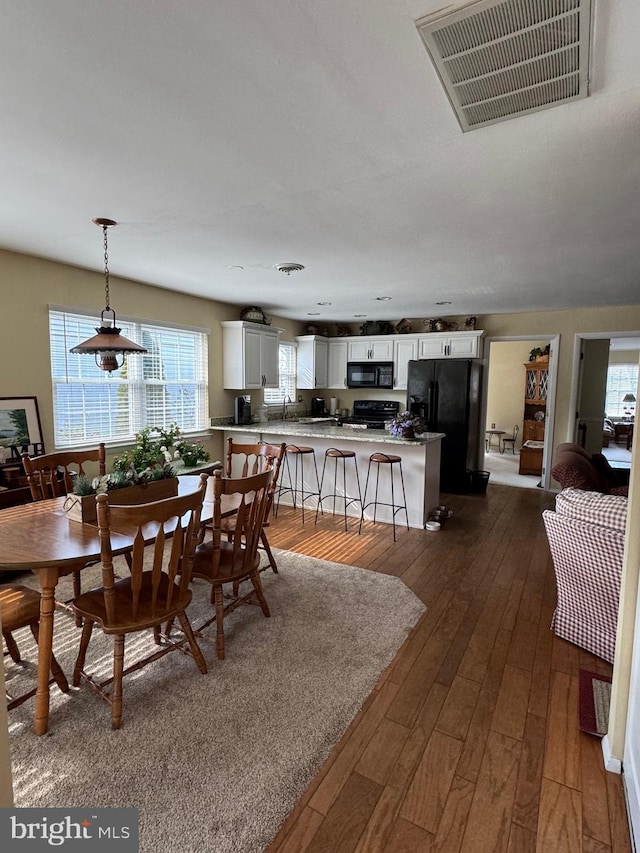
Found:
481,334 -> 559,490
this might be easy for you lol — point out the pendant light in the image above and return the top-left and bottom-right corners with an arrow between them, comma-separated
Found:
71,218 -> 147,372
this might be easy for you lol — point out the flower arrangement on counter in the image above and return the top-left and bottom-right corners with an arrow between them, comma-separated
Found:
387,411 -> 425,438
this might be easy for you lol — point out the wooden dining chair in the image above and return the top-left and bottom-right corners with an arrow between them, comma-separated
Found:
223,439 -> 286,574
2,583 -> 69,710
71,474 -> 209,729
186,467 -> 273,661
22,445 -> 107,623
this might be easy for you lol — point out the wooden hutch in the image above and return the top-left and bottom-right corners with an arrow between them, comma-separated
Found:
519,356 -> 549,475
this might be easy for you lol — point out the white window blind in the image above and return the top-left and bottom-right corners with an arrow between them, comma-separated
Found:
605,363 -> 639,417
263,342 -> 296,406
50,308 -> 209,448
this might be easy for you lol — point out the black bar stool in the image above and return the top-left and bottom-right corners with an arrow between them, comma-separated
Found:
359,452 -> 409,541
275,445 -> 320,524
315,448 -> 363,531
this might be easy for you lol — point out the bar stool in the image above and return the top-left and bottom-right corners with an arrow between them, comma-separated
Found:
359,452 -> 409,541
275,444 -> 320,523
315,448 -> 363,531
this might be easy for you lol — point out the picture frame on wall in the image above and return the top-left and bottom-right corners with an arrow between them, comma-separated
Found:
0,396 -> 44,461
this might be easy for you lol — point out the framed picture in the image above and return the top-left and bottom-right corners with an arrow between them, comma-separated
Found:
0,397 -> 44,458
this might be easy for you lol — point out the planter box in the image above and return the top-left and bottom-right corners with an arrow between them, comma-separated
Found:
64,477 -> 179,524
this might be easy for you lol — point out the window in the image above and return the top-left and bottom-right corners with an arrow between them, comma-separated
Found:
50,307 -> 209,448
605,363 -> 638,417
263,342 -> 296,406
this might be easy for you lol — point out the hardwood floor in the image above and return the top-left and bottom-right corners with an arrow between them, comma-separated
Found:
264,483 -> 632,853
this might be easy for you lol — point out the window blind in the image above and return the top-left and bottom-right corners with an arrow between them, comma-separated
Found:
263,342 -> 296,406
49,308 -> 209,448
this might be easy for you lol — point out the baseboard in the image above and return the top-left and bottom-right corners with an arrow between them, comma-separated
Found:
602,734 -> 623,774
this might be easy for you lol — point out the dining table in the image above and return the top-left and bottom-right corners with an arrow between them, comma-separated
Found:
0,475 -> 236,736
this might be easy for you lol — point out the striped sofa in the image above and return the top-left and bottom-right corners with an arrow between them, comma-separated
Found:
542,487 -> 628,663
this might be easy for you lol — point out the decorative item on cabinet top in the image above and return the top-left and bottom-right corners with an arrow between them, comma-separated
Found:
424,317 -> 458,332
335,323 -> 352,336
359,321 -> 394,335
240,305 -> 271,325
394,318 -> 413,334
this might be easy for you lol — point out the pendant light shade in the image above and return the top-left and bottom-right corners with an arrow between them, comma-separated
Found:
70,218 -> 147,372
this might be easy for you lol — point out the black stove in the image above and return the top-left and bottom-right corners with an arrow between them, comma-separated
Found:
338,400 -> 399,430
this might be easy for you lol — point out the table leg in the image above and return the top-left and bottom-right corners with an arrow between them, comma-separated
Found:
35,566 -> 60,736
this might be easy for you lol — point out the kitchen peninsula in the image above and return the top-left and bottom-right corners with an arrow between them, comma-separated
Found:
211,421 -> 444,529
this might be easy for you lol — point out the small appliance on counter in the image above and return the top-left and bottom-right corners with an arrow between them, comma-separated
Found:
338,400 -> 400,429
311,397 -> 327,417
234,395 -> 252,425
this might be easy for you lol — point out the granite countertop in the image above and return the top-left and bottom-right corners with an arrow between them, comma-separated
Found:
211,420 -> 445,445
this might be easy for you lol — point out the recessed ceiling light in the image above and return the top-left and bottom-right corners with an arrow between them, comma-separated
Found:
435,301 -> 452,305
307,312 -> 320,316
274,262 -> 305,275
317,301 -> 332,306
227,265 -> 245,271
354,314 -> 367,318
375,296 -> 392,301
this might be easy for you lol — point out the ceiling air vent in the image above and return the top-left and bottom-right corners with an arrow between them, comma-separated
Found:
415,0 -> 593,132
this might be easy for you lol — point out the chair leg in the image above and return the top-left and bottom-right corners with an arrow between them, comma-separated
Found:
250,571 -> 271,618
261,529 -> 278,573
176,611 -> 208,674
73,619 -> 95,686
111,634 -> 125,730
72,571 -> 83,627
30,623 -> 69,694
214,585 -> 226,661
3,630 -> 21,663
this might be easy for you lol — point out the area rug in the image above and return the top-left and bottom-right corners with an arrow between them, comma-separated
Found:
7,550 -> 425,852
579,669 -> 612,737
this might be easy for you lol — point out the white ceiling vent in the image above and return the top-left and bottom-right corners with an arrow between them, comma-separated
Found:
416,0 -> 593,132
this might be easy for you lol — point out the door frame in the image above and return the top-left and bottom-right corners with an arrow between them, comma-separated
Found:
480,333 -> 559,490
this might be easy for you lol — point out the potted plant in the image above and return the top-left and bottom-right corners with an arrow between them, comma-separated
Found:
387,411 -> 425,439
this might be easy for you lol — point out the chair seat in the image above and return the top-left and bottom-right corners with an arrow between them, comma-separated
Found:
286,445 -> 314,454
74,573 -> 193,634
370,453 -> 402,464
192,540 -> 261,582
0,584 -> 42,630
325,448 -> 356,458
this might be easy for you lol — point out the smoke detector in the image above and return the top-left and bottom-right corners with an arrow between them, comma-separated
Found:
274,263 -> 305,275
416,0 -> 593,132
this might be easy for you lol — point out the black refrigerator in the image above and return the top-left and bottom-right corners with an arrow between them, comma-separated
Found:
407,359 -> 483,494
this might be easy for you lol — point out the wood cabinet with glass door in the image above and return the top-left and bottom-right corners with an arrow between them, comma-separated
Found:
520,357 -> 549,474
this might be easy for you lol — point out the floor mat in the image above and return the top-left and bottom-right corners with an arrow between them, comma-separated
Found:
579,669 -> 612,737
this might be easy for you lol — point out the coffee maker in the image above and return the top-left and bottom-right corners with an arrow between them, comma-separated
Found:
311,397 -> 326,417
234,395 -> 252,425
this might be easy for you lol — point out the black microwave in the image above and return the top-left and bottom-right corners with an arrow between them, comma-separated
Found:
347,361 -> 394,389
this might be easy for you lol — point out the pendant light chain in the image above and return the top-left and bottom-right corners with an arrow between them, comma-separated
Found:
103,223 -> 111,310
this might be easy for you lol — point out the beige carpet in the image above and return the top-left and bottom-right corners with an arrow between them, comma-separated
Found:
7,550 -> 425,853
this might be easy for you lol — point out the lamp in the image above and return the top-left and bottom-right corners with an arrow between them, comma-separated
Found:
71,218 -> 147,372
623,393 -> 636,419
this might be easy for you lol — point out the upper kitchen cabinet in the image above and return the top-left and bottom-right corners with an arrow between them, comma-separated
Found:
221,321 -> 282,389
393,337 -> 419,390
347,338 -> 394,362
327,339 -> 348,389
417,331 -> 484,360
296,335 -> 329,389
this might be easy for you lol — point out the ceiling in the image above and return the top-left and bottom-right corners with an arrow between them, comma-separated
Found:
1,0 -> 640,325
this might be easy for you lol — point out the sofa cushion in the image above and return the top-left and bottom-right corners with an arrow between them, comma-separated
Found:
552,448 -> 606,492
555,487 -> 628,533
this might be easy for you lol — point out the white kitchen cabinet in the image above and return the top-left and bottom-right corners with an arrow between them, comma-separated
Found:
393,337 -> 419,390
221,321 -> 282,389
296,335 -> 329,389
417,331 -> 484,359
347,338 -> 394,362
327,339 -> 348,388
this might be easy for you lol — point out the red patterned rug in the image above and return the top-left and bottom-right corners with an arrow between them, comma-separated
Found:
579,669 -> 612,737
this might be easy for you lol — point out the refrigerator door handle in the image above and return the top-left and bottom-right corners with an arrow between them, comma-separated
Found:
432,380 -> 439,426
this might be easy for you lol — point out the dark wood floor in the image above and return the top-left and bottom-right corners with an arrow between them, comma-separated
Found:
264,483 -> 632,853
